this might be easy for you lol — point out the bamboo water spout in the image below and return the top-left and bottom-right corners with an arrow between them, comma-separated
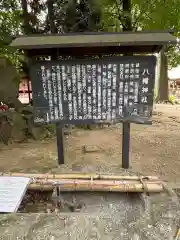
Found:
0,172 -> 164,193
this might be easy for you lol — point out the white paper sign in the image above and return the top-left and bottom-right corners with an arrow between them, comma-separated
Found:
0,176 -> 31,213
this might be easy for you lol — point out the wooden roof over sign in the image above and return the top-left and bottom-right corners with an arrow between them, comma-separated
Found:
10,31 -> 178,56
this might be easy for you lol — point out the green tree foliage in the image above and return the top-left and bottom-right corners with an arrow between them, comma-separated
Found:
101,0 -> 180,66
132,0 -> 180,68
19,0 -> 102,35
100,0 -> 180,100
133,0 -> 180,100
63,0 -> 102,32
0,0 -> 22,68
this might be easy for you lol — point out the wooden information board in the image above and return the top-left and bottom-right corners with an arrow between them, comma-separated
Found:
30,55 -> 156,125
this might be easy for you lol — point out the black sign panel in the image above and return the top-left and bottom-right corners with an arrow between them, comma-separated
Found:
30,56 -> 156,124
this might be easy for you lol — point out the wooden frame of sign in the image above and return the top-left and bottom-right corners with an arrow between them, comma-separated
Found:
10,31 -> 177,168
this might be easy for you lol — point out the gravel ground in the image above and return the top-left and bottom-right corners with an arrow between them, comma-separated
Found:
0,190 -> 180,240
1,104 -> 180,182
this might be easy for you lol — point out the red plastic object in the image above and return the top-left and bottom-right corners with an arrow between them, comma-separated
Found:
0,104 -> 8,111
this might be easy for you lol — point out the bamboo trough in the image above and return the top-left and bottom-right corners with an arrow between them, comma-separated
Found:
1,172 -> 164,193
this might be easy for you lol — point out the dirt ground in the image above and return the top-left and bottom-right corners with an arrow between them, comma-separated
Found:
1,104 -> 180,239
0,104 -> 180,183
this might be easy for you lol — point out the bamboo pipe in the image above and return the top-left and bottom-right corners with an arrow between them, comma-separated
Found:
1,172 -> 159,181
33,179 -> 161,185
1,172 -> 163,193
27,179 -> 164,192
29,182 -> 163,192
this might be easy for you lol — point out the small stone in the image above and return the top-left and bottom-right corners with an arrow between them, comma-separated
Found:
82,145 -> 100,153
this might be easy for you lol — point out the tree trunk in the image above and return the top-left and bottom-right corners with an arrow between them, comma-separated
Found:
21,0 -> 32,34
158,48 -> 169,101
47,0 -> 58,60
47,0 -> 58,34
122,0 -> 132,31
